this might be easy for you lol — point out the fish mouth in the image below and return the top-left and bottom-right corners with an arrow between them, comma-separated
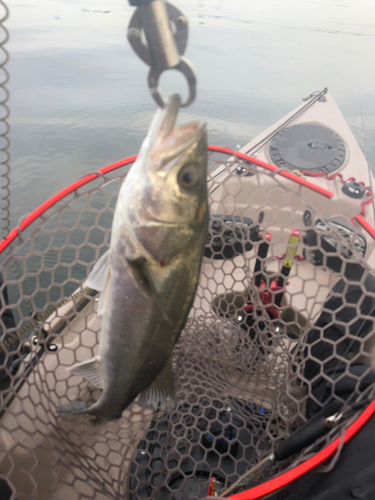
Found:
157,119 -> 206,167
172,120 -> 206,149
153,94 -> 206,162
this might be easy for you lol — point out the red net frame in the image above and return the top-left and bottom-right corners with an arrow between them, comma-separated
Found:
0,147 -> 374,500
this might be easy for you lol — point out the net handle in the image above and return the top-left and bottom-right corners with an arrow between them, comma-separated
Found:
0,147 -> 334,255
229,399 -> 375,500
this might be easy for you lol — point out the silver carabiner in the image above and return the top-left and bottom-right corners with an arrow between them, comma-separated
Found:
127,0 -> 197,108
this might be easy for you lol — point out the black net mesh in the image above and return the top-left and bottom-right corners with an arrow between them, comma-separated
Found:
0,150 -> 374,499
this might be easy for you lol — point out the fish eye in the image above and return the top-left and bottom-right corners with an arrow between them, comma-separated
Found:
178,164 -> 200,191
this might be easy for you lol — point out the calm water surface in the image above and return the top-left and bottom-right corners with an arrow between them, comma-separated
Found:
4,0 -> 375,234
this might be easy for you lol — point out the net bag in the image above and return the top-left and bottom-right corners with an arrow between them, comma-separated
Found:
0,147 -> 374,500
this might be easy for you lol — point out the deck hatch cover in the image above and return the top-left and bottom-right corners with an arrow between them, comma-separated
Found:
269,124 -> 346,173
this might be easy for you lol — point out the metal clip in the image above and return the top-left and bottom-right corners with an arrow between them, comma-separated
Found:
326,410 -> 344,427
292,169 -> 304,177
127,0 -> 196,108
325,403 -> 355,428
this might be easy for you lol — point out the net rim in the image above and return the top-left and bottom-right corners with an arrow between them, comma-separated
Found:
0,146 -> 373,499
0,146 -> 334,256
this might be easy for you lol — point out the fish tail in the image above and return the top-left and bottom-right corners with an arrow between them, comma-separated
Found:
56,400 -> 91,416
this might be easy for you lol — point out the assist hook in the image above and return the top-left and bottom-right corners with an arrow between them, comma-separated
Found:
127,0 -> 197,108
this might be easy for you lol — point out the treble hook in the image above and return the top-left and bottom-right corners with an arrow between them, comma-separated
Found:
127,0 -> 197,108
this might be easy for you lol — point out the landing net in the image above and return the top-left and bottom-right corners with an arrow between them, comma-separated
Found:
0,148 -> 374,500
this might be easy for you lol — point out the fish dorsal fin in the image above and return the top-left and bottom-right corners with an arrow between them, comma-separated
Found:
87,250 -> 110,292
138,357 -> 175,411
69,355 -> 103,389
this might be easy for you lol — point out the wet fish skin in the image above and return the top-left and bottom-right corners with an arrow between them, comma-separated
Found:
57,95 -> 208,421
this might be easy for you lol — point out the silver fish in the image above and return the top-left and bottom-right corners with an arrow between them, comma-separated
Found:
57,95 -> 208,421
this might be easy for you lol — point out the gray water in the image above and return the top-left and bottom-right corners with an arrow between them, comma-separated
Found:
4,0 -> 375,234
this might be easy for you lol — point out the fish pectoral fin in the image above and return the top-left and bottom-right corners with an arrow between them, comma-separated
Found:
87,250 -> 110,292
126,255 -> 172,326
126,255 -> 154,298
69,356 -> 103,389
138,357 -> 175,411
97,267 -> 111,318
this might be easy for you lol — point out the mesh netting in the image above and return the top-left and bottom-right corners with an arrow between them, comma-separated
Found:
0,149 -> 374,500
